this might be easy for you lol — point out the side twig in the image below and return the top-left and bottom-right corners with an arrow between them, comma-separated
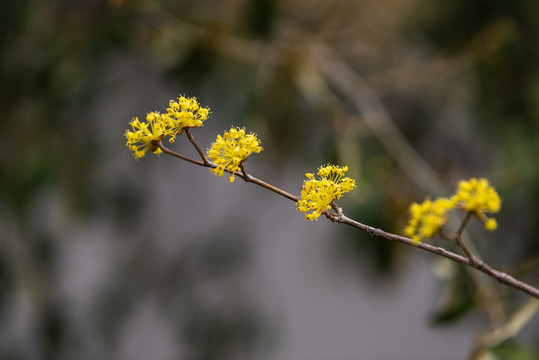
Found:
185,128 -> 210,165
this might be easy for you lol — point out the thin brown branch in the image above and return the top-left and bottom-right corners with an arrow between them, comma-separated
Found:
185,128 -> 210,165
440,215 -> 508,329
157,142 -> 205,166
238,171 -> 299,202
157,142 -> 299,202
456,211 -> 474,239
454,212 -> 475,260
239,163 -> 249,182
335,214 -> 539,299
156,141 -> 539,300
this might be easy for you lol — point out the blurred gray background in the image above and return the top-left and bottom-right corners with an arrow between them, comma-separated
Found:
2,0 -> 539,359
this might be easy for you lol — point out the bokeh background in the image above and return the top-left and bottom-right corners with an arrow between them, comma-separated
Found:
1,0 -> 539,359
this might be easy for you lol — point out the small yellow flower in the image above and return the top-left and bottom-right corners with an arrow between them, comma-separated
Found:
452,177 -> 501,231
163,95 -> 210,142
124,112 -> 166,158
484,218 -> 497,231
297,165 -> 356,221
207,127 -> 263,182
404,197 -> 455,244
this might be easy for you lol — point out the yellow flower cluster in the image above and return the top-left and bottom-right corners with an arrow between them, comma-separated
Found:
404,198 -> 454,244
453,178 -> 501,231
124,95 -> 210,158
297,165 -> 356,221
125,112 -> 166,158
207,127 -> 263,182
163,96 -> 210,141
405,177 -> 501,243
